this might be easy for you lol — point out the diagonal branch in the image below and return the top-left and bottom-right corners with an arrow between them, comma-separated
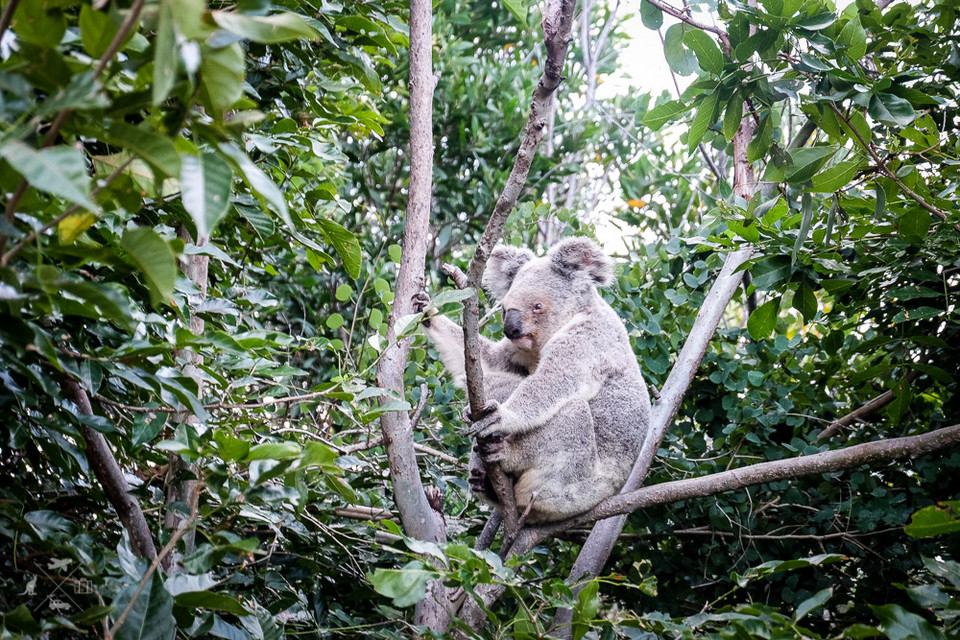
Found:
817,369 -> 921,441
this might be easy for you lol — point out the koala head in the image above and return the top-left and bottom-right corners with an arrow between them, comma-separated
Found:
482,237 -> 613,355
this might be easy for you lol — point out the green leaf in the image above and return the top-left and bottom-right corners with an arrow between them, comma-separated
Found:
121,227 -> 177,303
792,279 -> 817,323
212,11 -> 321,43
12,0 -> 65,47
153,0 -> 177,106
791,191 -> 814,266
747,296 -> 780,340
174,591 -> 251,616
336,16 -> 398,53
369,560 -> 435,608
785,146 -> 836,184
688,91 -> 719,150
199,43 -> 246,116
79,5 -> 118,58
747,113 -> 773,163
107,122 -> 181,179
722,96 -> 743,142
871,604 -> 945,640
810,158 -> 863,192
500,0 -> 527,26
899,209 -> 931,244
869,93 -> 916,127
219,143 -> 291,229
572,580 -> 600,640
905,502 -> 960,538
246,442 -> 301,461
641,100 -> 687,131
683,29 -> 724,75
640,0 -> 662,29
112,571 -> 176,640
0,141 -> 97,211
214,429 -> 250,461
663,24 -> 699,76
181,152 -> 233,239
838,16 -> 867,60
318,218 -> 362,279
751,255 -> 793,290
795,588 -> 832,622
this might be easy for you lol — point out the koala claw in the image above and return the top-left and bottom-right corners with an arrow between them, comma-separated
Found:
464,401 -> 501,436
411,291 -> 431,313
475,432 -> 507,462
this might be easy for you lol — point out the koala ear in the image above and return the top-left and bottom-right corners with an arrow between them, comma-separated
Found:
482,245 -> 534,298
548,237 -> 614,286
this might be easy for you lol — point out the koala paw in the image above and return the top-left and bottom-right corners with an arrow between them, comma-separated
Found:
412,291 -> 432,327
464,401 -> 501,436
469,467 -> 489,494
474,432 -> 508,462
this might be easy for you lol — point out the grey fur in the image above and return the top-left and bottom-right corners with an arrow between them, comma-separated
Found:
418,237 -> 650,523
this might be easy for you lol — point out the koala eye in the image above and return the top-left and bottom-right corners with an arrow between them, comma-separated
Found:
533,302 -> 544,312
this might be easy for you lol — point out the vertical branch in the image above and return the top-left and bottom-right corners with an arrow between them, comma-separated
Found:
62,379 -> 158,560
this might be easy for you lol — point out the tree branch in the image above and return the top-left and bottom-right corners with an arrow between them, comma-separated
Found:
62,378 -> 158,560
817,369 -> 922,441
549,423 -> 960,524
644,0 -> 730,53
828,102 -> 958,232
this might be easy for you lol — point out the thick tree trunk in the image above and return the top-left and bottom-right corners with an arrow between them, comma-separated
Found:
377,0 -> 448,628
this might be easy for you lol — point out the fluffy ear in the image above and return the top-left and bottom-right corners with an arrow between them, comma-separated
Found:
482,245 -> 534,298
548,237 -> 613,286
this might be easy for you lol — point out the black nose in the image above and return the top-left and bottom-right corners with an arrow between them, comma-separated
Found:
503,309 -> 524,340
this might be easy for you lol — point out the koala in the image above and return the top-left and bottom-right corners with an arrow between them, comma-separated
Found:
417,237 -> 650,523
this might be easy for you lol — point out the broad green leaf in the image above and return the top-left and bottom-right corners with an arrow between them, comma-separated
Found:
0,141 -> 97,210
871,604 -> 945,640
174,591 -> 251,616
905,503 -> 960,538
747,113 -> 773,163
318,218 -> 362,279
785,146 -> 836,184
214,429 -> 250,461
369,560 -> 435,608
571,580 -> 600,640
212,11 -> 321,44
12,0 -> 65,47
751,255 -> 793,290
869,93 -> 916,127
688,91 -> 719,150
121,227 -> 177,303
181,152 -> 233,239
246,442 -> 301,461
107,122 -> 181,179
199,43 -> 245,116
795,588 -> 832,622
112,571 -> 176,640
663,24 -> 699,76
748,296 -> 781,340
336,16 -> 397,54
640,0 -> 662,29
683,29 -> 724,75
899,209 -> 931,244
722,96 -> 743,142
79,5 -> 118,58
792,279 -> 817,323
220,143 -> 291,229
153,0 -> 177,106
641,100 -> 687,131
838,16 -> 866,60
810,158 -> 863,192
501,0 -> 527,26
236,203 -> 275,238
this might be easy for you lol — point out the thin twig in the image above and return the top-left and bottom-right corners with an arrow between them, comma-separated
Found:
817,370 -> 922,441
0,0 -> 21,47
644,0 -> 730,52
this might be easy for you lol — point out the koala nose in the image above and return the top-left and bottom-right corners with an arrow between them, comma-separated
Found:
503,309 -> 524,339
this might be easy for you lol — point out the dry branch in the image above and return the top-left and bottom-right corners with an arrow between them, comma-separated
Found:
817,369 -> 921,441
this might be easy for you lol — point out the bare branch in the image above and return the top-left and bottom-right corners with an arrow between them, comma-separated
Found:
546,423 -> 960,528
817,370 -> 921,441
62,378 -> 158,560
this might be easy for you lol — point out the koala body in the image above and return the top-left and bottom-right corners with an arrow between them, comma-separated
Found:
421,237 -> 650,522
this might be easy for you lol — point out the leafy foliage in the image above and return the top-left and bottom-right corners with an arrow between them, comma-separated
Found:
0,0 -> 958,636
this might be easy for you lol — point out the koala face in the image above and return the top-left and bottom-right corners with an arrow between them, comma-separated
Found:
483,237 -> 613,355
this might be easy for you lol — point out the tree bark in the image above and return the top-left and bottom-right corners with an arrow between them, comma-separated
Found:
62,379 -> 158,560
376,0 -> 448,629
